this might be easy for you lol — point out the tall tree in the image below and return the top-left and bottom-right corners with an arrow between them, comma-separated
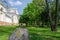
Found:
45,0 -> 54,31
45,0 -> 59,31
54,0 -> 58,31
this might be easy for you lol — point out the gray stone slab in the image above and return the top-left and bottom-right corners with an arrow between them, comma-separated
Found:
9,28 -> 29,40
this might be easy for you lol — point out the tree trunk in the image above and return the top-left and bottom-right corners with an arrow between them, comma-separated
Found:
41,21 -> 45,27
45,0 -> 54,31
53,0 -> 58,31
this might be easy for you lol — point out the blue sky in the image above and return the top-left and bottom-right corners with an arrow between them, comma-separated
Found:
4,0 -> 32,14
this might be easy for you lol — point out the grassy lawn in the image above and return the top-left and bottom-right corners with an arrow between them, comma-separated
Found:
0,26 -> 17,40
0,26 -> 60,40
28,27 -> 60,40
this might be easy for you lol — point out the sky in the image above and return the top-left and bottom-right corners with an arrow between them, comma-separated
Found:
3,0 -> 32,14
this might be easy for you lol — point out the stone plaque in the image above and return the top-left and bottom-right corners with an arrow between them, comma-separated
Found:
9,28 -> 29,40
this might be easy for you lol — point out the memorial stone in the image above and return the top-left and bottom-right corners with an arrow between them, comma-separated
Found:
9,28 -> 29,40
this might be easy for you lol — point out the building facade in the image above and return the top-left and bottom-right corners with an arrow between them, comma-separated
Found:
0,1 -> 19,26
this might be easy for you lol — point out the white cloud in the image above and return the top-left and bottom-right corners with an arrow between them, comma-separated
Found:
9,1 -> 22,6
15,1 -> 22,5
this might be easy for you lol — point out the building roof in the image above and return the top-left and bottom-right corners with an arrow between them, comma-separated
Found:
8,8 -> 19,16
0,0 -> 8,9
0,0 -> 19,20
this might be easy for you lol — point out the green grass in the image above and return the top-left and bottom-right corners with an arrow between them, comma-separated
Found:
0,26 -> 17,40
0,26 -> 60,40
28,27 -> 60,40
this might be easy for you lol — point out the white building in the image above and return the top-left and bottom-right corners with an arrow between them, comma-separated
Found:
7,8 -> 19,25
0,1 -> 19,26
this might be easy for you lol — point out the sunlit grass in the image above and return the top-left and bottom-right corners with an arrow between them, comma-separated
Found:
0,26 -> 17,40
0,26 -> 60,40
27,27 -> 60,40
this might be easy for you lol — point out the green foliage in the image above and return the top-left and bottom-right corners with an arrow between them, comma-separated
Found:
0,26 -> 60,40
19,0 -> 60,27
28,27 -> 60,40
19,0 -> 46,27
0,26 -> 17,40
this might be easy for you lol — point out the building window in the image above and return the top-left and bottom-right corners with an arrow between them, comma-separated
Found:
0,7 -> 3,14
15,17 -> 16,20
1,7 -> 3,11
